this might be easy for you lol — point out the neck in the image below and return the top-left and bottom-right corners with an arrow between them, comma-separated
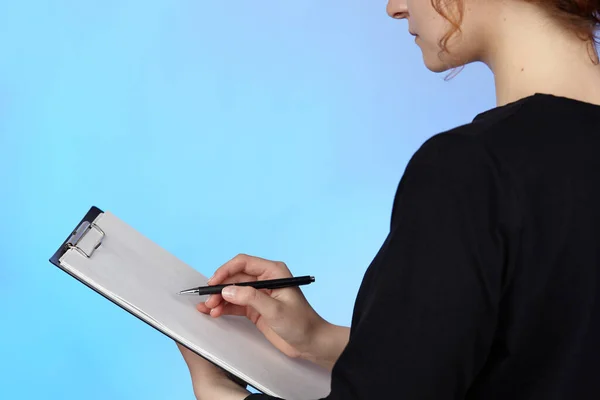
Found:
480,5 -> 600,107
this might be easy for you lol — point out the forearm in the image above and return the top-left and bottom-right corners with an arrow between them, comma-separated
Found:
303,322 -> 350,371
243,324 -> 349,400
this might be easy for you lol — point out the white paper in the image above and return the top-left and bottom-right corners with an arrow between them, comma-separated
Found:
59,211 -> 331,400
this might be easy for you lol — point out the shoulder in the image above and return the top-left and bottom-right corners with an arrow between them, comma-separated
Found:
403,126 -> 499,185
390,126 -> 508,229
389,125 -> 509,229
389,104 -> 529,229
405,94 -> 548,181
404,98 -> 537,193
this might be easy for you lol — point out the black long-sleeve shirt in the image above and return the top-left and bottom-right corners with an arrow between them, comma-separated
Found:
245,93 -> 600,399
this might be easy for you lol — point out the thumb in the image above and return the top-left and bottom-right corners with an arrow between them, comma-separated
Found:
221,285 -> 280,320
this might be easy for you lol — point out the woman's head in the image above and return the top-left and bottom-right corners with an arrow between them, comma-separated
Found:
387,0 -> 600,76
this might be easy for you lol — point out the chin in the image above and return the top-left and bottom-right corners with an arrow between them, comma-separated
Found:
417,38 -> 472,73
423,50 -> 468,73
421,52 -> 454,73
423,59 -> 453,73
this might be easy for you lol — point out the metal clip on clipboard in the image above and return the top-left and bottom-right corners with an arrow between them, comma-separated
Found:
59,213 -> 249,390
65,220 -> 105,258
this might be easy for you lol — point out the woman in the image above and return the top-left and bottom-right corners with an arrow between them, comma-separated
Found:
177,0 -> 600,398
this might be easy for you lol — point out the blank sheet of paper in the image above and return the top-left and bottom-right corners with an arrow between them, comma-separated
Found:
59,211 -> 331,400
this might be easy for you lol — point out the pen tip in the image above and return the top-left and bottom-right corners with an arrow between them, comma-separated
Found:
178,288 -> 198,295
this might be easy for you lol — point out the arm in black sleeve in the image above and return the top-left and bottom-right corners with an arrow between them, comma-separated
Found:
245,132 -> 517,400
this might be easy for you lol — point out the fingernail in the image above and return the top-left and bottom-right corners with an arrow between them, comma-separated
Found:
207,275 -> 214,284
222,286 -> 236,298
205,295 -> 212,304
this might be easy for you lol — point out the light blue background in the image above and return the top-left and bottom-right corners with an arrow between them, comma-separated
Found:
0,1 -> 497,398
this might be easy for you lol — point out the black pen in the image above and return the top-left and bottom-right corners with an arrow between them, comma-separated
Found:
177,275 -> 315,296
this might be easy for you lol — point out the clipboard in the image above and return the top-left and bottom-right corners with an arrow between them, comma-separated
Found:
49,206 -> 331,400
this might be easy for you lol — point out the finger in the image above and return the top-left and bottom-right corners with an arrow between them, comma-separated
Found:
204,294 -> 223,309
176,342 -> 195,367
208,303 -> 221,317
205,274 -> 254,309
221,285 -> 281,321
209,254 -> 290,285
176,342 -> 186,355
207,302 -> 247,318
196,302 -> 212,314
207,271 -> 255,286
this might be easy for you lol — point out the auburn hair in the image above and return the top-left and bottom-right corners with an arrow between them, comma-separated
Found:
434,0 -> 600,79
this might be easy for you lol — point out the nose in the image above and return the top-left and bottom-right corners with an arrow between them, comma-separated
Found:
386,0 -> 408,19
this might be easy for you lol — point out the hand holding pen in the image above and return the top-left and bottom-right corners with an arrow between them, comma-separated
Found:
189,254 -> 346,371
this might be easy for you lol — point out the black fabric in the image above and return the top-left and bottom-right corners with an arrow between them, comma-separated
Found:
245,93 -> 600,399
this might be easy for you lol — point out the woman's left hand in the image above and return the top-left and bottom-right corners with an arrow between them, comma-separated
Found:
177,342 -> 251,400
